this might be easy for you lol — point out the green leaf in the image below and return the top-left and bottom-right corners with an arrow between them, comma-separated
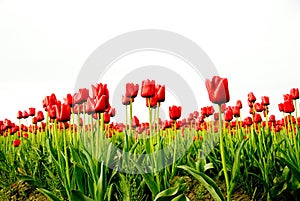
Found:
178,165 -> 225,201
154,185 -> 180,201
172,194 -> 190,201
71,190 -> 94,201
38,188 -> 62,201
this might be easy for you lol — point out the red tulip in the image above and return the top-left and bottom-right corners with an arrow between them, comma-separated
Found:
64,94 -> 74,106
253,113 -> 262,123
56,104 -> 71,122
207,106 -> 215,116
122,95 -> 132,105
32,117 -> 38,124
95,95 -> 109,113
232,106 -> 240,117
132,116 -> 140,128
47,105 -> 57,120
205,76 -> 230,104
269,115 -> 276,123
109,107 -> 116,117
86,97 -> 96,114
224,108 -> 233,122
284,100 -> 294,113
248,92 -> 256,103
146,95 -> 158,108
290,88 -> 299,100
13,139 -> 21,147
201,107 -> 208,117
236,100 -> 242,109
284,94 -> 292,102
36,111 -> 44,122
221,104 -> 226,113
92,83 -> 109,99
261,96 -> 270,106
278,103 -> 284,112
169,106 -> 182,120
156,85 -> 165,102
43,93 -> 57,109
22,111 -> 29,119
126,83 -> 139,98
73,88 -> 89,104
141,79 -> 156,98
28,108 -> 36,116
103,112 -> 110,124
244,117 -> 253,126
17,111 -> 23,119
254,103 -> 264,112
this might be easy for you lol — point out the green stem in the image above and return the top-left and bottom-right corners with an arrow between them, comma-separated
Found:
218,105 -> 231,201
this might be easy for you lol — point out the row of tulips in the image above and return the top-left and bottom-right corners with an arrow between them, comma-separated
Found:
0,76 -> 300,201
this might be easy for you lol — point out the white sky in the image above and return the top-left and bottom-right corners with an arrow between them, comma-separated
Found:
1,0 -> 300,123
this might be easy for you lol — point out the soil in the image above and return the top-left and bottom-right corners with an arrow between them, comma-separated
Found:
0,181 -> 48,201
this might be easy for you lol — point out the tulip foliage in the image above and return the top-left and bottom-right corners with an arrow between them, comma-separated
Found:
0,76 -> 300,201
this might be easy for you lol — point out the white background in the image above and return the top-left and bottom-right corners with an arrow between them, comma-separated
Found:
1,0 -> 300,123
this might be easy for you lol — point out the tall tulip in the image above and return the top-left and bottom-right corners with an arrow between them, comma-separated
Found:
125,83 -> 139,98
205,76 -> 230,104
169,106 -> 182,121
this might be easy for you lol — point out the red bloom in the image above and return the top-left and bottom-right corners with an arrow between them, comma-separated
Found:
141,79 -> 156,98
283,100 -> 294,113
73,88 -> 89,104
269,115 -> 276,123
64,94 -> 74,106
224,108 -> 233,122
122,95 -> 132,105
103,112 -> 110,124
32,117 -> 38,124
278,103 -> 284,112
156,85 -> 165,102
207,106 -> 215,116
126,83 -> 139,98
28,108 -> 36,116
254,103 -> 264,112
244,117 -> 253,126
36,111 -> 44,122
43,93 -> 57,109
232,106 -> 240,117
17,111 -> 23,119
253,113 -> 262,123
132,116 -> 140,128
236,100 -> 242,109
109,107 -> 116,117
13,139 -> 21,147
205,76 -> 230,104
146,95 -> 158,108
169,106 -> 182,120
248,92 -> 256,103
261,96 -> 270,106
47,105 -> 57,120
92,83 -> 109,99
95,95 -> 109,113
290,88 -> 299,100
85,97 -> 96,114
56,104 -> 71,122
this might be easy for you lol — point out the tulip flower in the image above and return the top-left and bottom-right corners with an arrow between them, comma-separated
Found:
56,104 -> 71,122
236,100 -> 242,109
73,88 -> 89,104
232,106 -> 240,117
224,108 -> 233,122
290,88 -> 299,100
17,111 -> 23,119
28,108 -> 36,116
169,105 -> 182,120
109,107 -> 116,117
43,93 -> 57,109
284,100 -> 294,114
13,139 -> 21,147
95,95 -> 109,113
36,111 -> 44,122
278,103 -> 284,112
103,112 -> 110,124
253,113 -> 262,123
207,106 -> 215,116
92,83 -> 109,99
122,95 -> 132,105
85,97 -> 96,114
132,116 -> 140,128
146,95 -> 158,108
269,115 -> 276,123
205,76 -> 230,104
261,96 -> 270,106
22,111 -> 29,119
141,79 -> 155,98
248,92 -> 256,103
125,83 -> 139,98
254,103 -> 264,112
32,117 -> 38,124
201,107 -> 208,117
156,85 -> 165,102
64,94 -> 74,107
47,105 -> 57,120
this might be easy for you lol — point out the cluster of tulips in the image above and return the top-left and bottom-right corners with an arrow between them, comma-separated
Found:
1,75 -> 300,201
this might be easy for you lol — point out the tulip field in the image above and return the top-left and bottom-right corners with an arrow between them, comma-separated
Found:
0,76 -> 300,201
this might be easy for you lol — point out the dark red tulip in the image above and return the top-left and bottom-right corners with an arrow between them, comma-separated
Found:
95,95 -> 109,113
28,108 -> 36,116
56,104 -> 71,122
278,103 -> 284,112
156,85 -> 165,102
290,88 -> 299,100
284,94 -> 292,102
244,117 -> 253,126
126,83 -> 139,98
253,113 -> 262,123
43,93 -> 57,109
254,103 -> 264,112
201,107 -> 208,117
122,95 -> 132,105
207,106 -> 215,116
248,92 -> 256,103
103,112 -> 110,124
224,108 -> 233,122
283,100 -> 294,114
132,116 -> 140,128
146,95 -> 158,108
13,139 -> 21,147
169,106 -> 182,120
32,117 -> 38,124
22,111 -> 29,119
205,76 -> 230,104
17,111 -> 23,119
141,79 -> 156,98
261,96 -> 270,106
232,106 -> 240,117
269,115 -> 276,123
64,94 -> 74,107
236,100 -> 242,109
36,111 -> 44,122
